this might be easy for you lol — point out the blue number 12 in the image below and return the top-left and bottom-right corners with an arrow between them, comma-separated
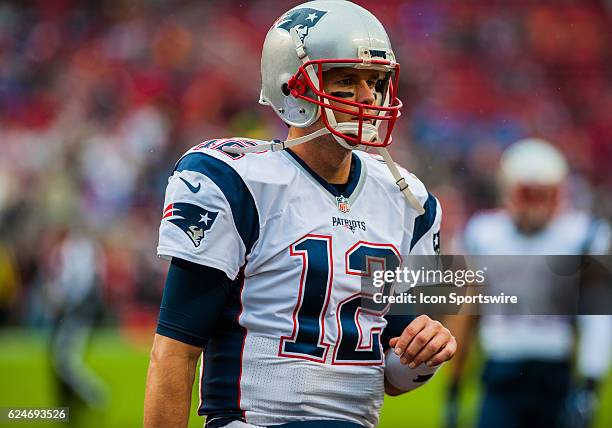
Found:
279,235 -> 401,365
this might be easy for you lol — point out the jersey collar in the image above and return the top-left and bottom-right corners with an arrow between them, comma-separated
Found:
284,149 -> 367,206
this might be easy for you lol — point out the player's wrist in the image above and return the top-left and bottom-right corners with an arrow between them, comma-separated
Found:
384,350 -> 441,392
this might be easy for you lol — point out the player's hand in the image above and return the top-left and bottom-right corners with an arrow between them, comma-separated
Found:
388,314 -> 456,368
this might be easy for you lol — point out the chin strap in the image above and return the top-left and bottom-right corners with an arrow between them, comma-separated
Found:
222,133 -> 426,215
377,147 -> 425,215
221,127 -> 331,154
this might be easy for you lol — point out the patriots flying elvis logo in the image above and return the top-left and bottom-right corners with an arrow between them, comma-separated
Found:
162,202 -> 218,247
276,7 -> 327,43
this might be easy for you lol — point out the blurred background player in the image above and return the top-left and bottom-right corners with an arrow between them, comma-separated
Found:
447,138 -> 612,428
45,225 -> 108,423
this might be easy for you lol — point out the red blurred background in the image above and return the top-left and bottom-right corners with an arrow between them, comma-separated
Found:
0,0 -> 610,330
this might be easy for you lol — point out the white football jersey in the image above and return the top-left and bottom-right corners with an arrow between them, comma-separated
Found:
462,209 -> 611,362
157,139 -> 441,428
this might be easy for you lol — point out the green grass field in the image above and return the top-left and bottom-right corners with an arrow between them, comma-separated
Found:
0,328 -> 610,428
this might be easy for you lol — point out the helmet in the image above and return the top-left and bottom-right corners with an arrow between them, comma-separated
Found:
260,0 -> 402,149
500,138 -> 568,187
228,1 -> 423,214
499,138 -> 569,232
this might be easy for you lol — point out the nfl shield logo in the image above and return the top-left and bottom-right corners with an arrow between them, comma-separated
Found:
336,196 -> 350,213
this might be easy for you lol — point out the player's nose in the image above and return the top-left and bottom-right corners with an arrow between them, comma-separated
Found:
356,80 -> 375,105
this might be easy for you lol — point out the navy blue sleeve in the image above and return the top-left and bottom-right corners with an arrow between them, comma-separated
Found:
381,314 -> 416,352
156,258 -> 231,347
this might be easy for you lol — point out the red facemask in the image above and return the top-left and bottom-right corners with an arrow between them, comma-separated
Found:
286,58 -> 403,147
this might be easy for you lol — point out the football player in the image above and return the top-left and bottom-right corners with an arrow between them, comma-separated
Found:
144,2 -> 456,428
446,139 -> 612,428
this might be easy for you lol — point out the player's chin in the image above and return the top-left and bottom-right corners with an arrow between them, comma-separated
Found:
342,138 -> 361,147
345,119 -> 375,144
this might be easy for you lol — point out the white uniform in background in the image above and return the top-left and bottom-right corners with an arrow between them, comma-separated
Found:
463,209 -> 611,380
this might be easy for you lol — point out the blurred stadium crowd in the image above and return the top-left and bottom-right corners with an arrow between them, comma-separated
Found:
0,0 -> 611,329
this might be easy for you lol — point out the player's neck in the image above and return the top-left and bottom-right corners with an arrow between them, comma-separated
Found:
287,131 -> 352,185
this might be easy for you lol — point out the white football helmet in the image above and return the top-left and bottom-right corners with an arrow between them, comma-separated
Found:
224,0 -> 423,214
260,0 -> 401,149
499,138 -> 569,232
500,138 -> 568,187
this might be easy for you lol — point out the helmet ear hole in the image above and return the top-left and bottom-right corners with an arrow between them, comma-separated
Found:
281,83 -> 291,96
